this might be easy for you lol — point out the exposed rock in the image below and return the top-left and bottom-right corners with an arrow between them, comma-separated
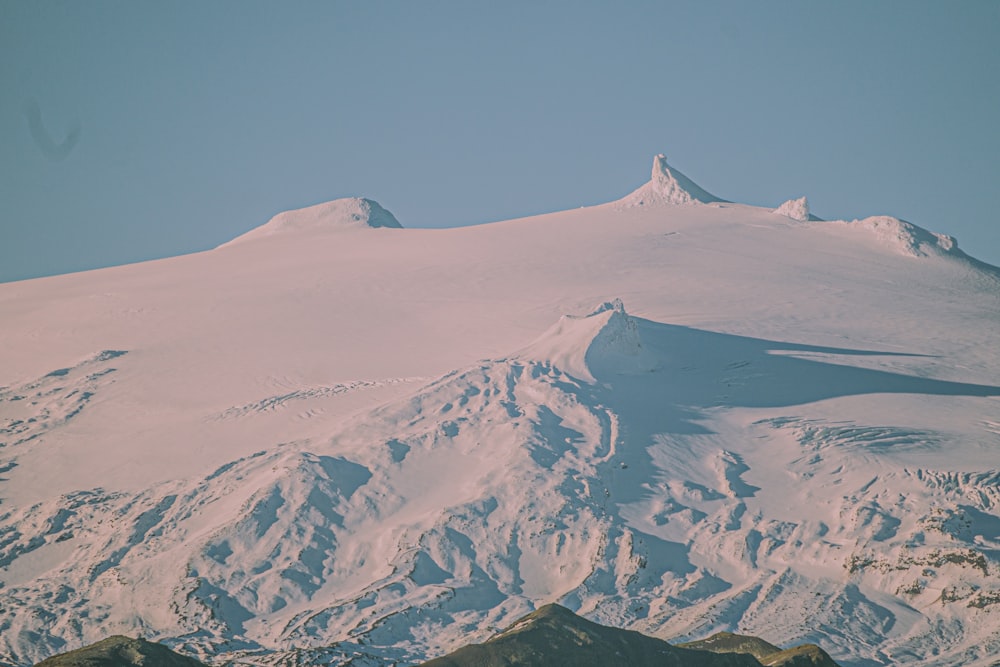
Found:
33,636 -> 207,667
421,604 -> 771,666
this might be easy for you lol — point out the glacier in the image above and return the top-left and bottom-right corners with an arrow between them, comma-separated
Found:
1,155 -> 999,666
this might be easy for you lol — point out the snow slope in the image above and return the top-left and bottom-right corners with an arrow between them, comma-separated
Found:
1,156 -> 999,667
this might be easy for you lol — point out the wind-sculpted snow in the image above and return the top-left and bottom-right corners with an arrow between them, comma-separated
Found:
2,306 -> 1000,666
0,350 -> 127,475
210,378 -> 423,421
619,154 -> 724,207
773,197 -> 811,222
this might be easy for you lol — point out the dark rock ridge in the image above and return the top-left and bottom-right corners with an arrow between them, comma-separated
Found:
758,645 -> 839,667
419,604 -> 839,667
30,607 -> 841,667
32,636 -> 207,667
680,632 -> 839,666
679,632 -> 784,661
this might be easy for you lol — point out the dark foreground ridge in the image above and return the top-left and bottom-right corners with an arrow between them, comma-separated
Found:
32,636 -> 207,667
679,632 -> 838,666
31,607 -> 839,667
419,604 -> 840,667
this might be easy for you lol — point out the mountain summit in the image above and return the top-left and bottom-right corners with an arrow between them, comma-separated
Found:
773,196 -> 811,221
219,196 -> 401,247
620,153 -> 724,207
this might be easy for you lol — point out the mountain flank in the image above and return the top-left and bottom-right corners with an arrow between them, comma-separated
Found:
419,604 -> 838,666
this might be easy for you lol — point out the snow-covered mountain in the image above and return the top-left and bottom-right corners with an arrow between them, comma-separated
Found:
219,197 -> 402,248
2,155 -> 999,667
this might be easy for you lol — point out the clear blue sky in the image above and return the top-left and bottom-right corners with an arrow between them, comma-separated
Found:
2,1 -> 999,282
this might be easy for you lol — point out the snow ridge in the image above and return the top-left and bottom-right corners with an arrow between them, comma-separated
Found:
219,197 -> 401,247
619,154 -> 723,207
520,300 -> 656,382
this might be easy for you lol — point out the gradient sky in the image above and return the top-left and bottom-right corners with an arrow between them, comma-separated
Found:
2,1 -> 999,282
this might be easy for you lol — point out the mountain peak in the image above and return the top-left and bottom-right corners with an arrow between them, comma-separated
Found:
219,197 -> 401,247
619,154 -> 723,207
504,603 -> 584,634
773,196 -> 811,221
